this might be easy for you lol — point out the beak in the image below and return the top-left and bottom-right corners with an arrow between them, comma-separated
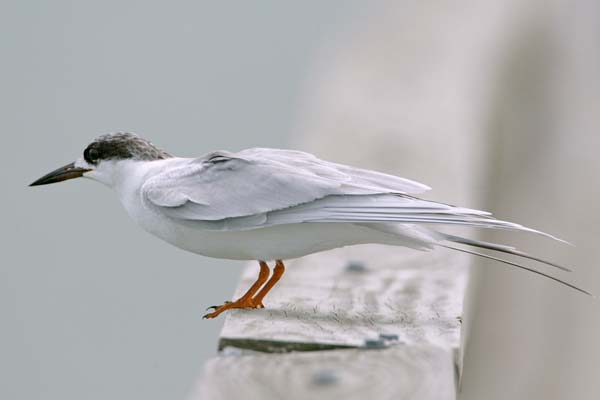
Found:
29,162 -> 91,187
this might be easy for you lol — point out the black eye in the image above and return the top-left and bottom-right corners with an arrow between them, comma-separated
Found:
84,147 -> 100,164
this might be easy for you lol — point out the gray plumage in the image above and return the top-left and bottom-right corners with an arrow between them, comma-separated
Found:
142,148 -> 552,238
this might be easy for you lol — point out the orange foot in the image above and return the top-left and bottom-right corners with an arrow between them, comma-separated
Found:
202,298 -> 263,319
202,259 -> 285,319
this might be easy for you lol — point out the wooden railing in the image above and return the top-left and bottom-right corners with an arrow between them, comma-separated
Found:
192,246 -> 468,400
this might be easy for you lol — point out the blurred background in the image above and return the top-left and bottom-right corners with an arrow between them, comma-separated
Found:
2,1 -> 598,399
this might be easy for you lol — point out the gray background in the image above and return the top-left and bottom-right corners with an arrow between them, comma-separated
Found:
1,2 -> 361,399
4,1 -> 600,400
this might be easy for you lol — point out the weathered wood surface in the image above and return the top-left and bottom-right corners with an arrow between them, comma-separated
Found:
219,246 -> 467,352
193,345 -> 456,400
194,245 -> 468,399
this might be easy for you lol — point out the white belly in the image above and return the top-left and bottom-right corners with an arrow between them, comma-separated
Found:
126,201 -> 402,260
155,219 -> 400,260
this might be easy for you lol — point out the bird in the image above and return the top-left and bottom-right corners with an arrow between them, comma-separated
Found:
30,132 -> 590,318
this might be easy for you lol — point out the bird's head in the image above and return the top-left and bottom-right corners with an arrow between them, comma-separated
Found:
30,132 -> 172,187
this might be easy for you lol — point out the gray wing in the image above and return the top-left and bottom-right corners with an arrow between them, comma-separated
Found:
142,148 -> 556,240
261,194 -> 555,237
141,148 -> 431,221
173,192 -> 554,240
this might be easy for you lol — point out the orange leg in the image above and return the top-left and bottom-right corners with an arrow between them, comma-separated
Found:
203,261 -> 270,319
251,259 -> 285,308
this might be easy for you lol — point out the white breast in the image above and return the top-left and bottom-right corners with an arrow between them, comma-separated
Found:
137,217 -> 404,261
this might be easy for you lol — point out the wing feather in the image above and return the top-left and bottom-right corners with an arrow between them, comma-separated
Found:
142,148 -> 556,242
261,194 -> 557,239
142,148 -> 429,221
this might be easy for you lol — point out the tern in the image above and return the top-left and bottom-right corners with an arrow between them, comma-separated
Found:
30,132 -> 590,318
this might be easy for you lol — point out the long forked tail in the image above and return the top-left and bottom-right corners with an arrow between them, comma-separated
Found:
442,234 -> 572,272
439,234 -> 592,296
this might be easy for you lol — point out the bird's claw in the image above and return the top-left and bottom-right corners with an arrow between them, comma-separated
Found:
205,300 -> 233,312
202,298 -> 265,319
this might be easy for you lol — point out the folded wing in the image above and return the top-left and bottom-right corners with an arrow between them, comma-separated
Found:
142,148 -> 430,221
